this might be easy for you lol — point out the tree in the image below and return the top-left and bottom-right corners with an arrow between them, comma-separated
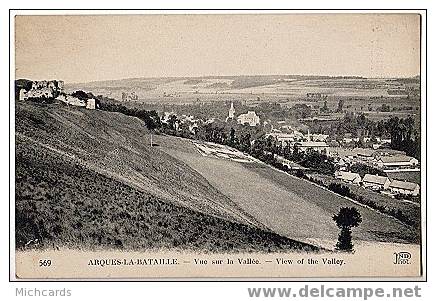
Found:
349,163 -> 386,178
292,104 -> 311,119
300,150 -> 335,175
336,99 -> 344,113
320,100 -> 329,113
228,128 -> 236,146
71,90 -> 90,100
332,207 -> 362,252
240,133 -> 252,153
384,116 -> 420,159
295,169 -> 305,178
142,110 -> 161,131
167,115 -> 178,132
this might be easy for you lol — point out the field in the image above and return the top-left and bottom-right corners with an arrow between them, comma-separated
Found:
65,75 -> 421,109
16,102 -> 318,252
155,136 -> 419,249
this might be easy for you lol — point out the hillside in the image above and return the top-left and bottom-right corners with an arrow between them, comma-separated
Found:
156,137 -> 419,248
15,101 -> 317,252
15,101 -> 419,252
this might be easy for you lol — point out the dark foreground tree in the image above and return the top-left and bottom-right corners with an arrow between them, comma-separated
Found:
333,207 -> 362,252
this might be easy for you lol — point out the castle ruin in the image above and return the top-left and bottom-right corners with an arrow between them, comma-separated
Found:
19,80 -> 64,101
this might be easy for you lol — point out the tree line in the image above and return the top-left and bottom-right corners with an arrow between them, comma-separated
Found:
308,112 -> 421,159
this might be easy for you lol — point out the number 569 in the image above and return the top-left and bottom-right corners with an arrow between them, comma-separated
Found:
39,259 -> 52,267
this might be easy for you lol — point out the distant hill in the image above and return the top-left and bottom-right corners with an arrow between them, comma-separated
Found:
65,74 -> 371,91
15,101 -> 318,252
64,74 -> 419,103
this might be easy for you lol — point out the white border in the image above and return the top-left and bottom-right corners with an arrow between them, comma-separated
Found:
8,9 -> 427,283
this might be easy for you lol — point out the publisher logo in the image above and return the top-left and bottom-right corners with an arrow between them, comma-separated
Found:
393,252 -> 411,265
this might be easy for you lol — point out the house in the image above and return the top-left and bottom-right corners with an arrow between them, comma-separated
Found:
237,111 -> 260,126
121,91 -> 138,101
161,112 -> 177,124
342,133 -> 359,144
205,118 -> 217,124
310,133 -> 329,142
56,94 -> 86,107
189,122 -> 199,134
388,180 -> 420,196
375,155 -> 419,170
334,171 -> 362,184
19,89 -> 27,101
293,141 -> 330,155
86,98 -> 96,110
362,174 -> 391,191
343,137 -> 359,144
356,150 -> 375,159
265,131 -> 304,145
334,157 -> 348,170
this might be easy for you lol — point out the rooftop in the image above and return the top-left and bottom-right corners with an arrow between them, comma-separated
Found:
297,141 -> 329,147
362,174 -> 389,185
336,171 -> 361,181
378,155 -> 418,163
389,180 -> 419,191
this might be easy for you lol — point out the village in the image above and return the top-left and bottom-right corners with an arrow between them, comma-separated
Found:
158,100 -> 421,200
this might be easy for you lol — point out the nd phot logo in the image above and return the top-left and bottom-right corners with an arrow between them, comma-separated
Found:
394,252 -> 412,265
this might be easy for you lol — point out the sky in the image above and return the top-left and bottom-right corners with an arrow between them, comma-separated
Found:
15,13 -> 421,84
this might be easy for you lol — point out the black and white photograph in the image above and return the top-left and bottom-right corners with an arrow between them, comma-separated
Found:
10,11 -> 425,280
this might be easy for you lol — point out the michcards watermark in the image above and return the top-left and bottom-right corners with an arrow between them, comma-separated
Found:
16,288 -> 72,297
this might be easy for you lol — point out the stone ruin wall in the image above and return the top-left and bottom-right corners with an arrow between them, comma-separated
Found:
21,80 -> 64,100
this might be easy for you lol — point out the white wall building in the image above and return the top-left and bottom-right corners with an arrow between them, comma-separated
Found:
388,180 -> 420,196
86,98 -> 96,110
237,111 -> 260,126
56,94 -> 86,107
19,89 -> 27,101
294,141 -> 330,155
334,171 -> 362,184
362,174 -> 391,191
375,155 -> 419,170
266,131 -> 304,145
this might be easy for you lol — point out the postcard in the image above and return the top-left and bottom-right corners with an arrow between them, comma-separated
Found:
11,11 -> 425,280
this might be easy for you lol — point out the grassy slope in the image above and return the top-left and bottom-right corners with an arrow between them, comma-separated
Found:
155,137 -> 419,247
250,167 -> 419,244
15,102 -> 318,252
15,102 -> 260,227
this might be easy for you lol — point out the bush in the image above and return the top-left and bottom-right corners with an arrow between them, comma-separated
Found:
296,170 -> 305,178
328,183 -> 352,198
333,207 -> 362,252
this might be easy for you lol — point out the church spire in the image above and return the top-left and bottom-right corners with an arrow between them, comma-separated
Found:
228,102 -> 235,119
